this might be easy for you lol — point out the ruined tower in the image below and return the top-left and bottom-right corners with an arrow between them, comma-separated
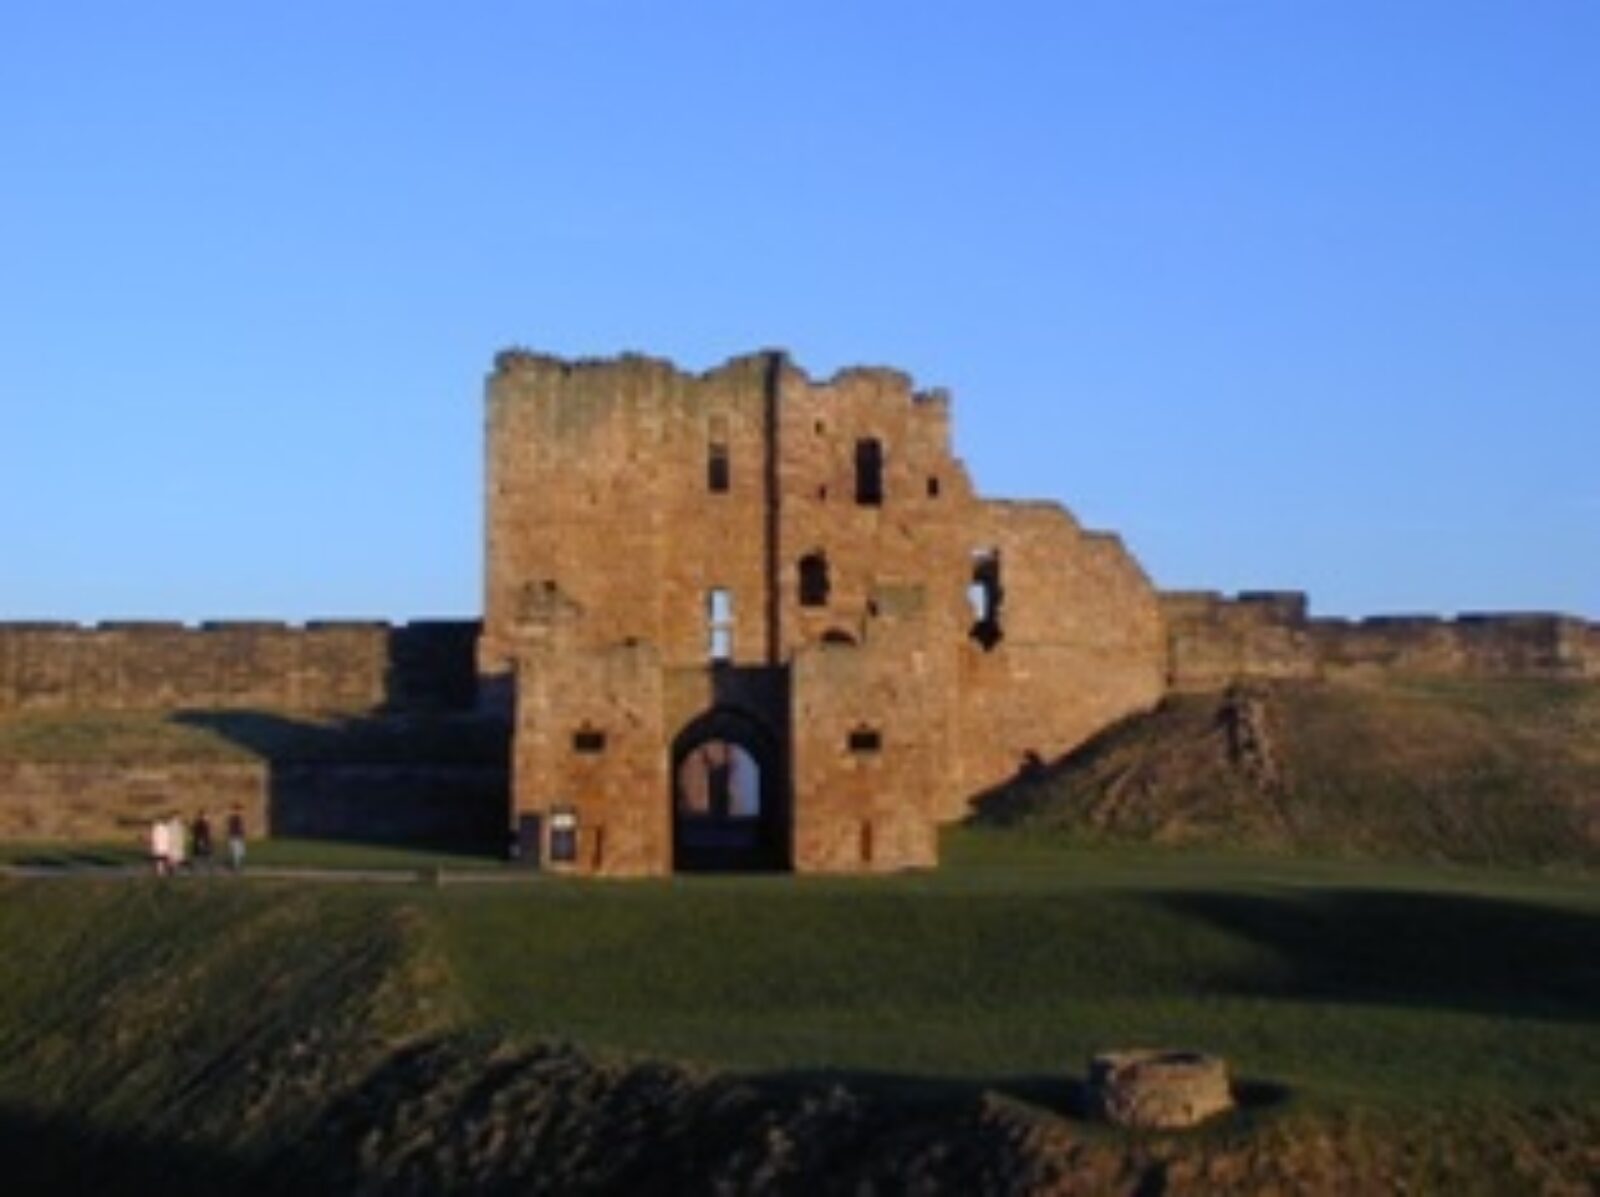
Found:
482,349 -> 1165,876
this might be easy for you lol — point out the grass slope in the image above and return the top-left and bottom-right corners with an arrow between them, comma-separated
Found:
973,678 -> 1600,867
0,836 -> 1596,1192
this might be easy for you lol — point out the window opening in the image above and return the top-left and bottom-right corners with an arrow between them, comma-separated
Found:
798,552 -> 830,607
927,475 -> 941,498
848,726 -> 882,754
854,438 -> 884,506
572,727 -> 607,754
707,415 -> 730,493
968,550 -> 1004,651
708,443 -> 730,492
708,587 -> 733,662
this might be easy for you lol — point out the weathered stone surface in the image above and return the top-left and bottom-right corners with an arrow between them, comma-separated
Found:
485,349 -> 1168,875
1088,1049 -> 1235,1130
1163,592 -> 1600,690
0,622 -> 479,714
0,762 -> 506,845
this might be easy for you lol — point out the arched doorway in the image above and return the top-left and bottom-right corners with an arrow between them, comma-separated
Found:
671,707 -> 788,872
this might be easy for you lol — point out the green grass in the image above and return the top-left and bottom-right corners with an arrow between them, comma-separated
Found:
0,837 -> 506,871
0,830 -> 1594,1190
424,829 -> 1599,1108
0,829 -> 1592,1113
977,677 -> 1600,867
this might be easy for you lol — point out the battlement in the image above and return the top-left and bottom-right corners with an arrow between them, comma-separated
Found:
1161,592 -> 1598,688
0,620 -> 481,714
490,347 -> 949,413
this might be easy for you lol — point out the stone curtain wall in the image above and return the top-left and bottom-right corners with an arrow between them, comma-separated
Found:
0,621 -> 480,713
0,762 -> 504,845
1162,592 -> 1600,689
0,762 -> 267,841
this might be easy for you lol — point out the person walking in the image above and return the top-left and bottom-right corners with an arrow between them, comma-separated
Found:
150,816 -> 171,877
226,805 -> 247,872
167,813 -> 188,874
191,810 -> 214,873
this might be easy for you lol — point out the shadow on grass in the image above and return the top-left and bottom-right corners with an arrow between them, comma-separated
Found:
0,1049 -> 1293,1197
0,1104 -> 267,1197
11,850 -> 133,870
1146,886 -> 1600,1024
750,1066 -> 1292,1121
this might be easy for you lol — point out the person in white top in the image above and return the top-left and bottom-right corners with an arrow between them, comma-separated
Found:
167,814 -> 187,873
150,817 -> 171,876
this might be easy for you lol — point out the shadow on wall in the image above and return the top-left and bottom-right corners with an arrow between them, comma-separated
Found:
962,702 -> 1160,826
171,709 -> 510,857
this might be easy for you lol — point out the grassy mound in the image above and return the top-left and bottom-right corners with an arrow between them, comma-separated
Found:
0,840 -> 1596,1192
972,678 -> 1600,866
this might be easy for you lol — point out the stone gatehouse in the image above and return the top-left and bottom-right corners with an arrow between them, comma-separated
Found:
480,349 -> 1167,875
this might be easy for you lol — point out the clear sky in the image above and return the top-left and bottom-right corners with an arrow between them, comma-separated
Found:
2,2 -> 1595,622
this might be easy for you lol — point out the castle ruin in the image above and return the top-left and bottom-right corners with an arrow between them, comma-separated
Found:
481,350 -> 1166,874
1,347 -> 1595,866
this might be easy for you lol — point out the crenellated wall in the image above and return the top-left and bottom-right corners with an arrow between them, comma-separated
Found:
0,620 -> 480,714
1162,591 -> 1599,689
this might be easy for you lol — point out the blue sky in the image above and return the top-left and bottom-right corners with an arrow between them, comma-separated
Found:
2,2 -> 1595,621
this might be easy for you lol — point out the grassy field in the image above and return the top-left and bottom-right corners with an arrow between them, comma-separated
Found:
427,830 -> 1600,1107
0,830 -> 1594,1190
2,831 -> 1594,1106
0,836 -> 506,872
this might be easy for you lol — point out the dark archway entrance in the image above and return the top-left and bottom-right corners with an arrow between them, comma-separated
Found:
671,707 -> 788,872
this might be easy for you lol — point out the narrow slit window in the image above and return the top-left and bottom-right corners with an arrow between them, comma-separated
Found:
707,415 -> 730,493
798,552 -> 830,607
855,438 -> 884,506
926,475 -> 941,498
707,443 -> 730,492
708,587 -> 733,662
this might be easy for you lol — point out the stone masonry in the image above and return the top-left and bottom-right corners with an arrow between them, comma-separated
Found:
483,349 -> 1167,876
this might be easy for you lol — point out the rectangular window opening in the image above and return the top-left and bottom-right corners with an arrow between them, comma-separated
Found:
855,438 -> 884,506
848,727 -> 882,754
572,728 -> 607,754
708,443 -> 730,492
